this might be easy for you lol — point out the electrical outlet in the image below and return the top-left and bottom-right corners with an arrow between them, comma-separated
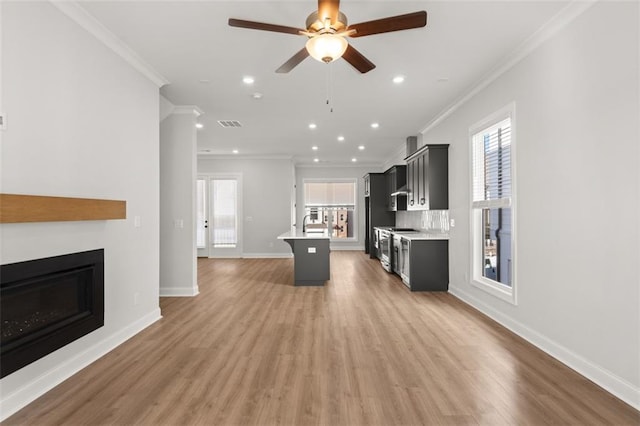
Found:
134,216 -> 141,228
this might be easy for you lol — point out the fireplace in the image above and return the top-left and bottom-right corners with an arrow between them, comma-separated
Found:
1,249 -> 104,378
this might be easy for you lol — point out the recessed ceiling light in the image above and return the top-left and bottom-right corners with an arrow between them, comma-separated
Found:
337,136 -> 345,142
242,76 -> 254,85
309,123 -> 317,129
199,79 -> 210,84
252,92 -> 263,99
371,122 -> 379,129
313,158 -> 319,163
358,145 -> 365,150
195,123 -> 204,129
232,149 -> 239,154
312,146 -> 318,151
437,77 -> 449,83
351,158 -> 357,162
393,75 -> 405,84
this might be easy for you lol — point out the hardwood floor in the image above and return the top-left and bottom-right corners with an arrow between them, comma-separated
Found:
5,252 -> 638,425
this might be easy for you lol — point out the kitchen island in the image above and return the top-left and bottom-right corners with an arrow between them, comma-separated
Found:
277,230 -> 330,286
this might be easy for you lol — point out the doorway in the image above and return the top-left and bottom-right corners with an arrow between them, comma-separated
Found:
196,174 -> 243,258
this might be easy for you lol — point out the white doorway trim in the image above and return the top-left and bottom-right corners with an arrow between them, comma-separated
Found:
199,173 -> 243,258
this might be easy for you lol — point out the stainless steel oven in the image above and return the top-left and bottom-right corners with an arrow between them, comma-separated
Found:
379,229 -> 392,272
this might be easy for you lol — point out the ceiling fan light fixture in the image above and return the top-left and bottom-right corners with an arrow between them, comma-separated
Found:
305,34 -> 348,63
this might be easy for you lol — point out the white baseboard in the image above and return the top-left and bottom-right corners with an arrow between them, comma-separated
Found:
159,287 -> 199,297
0,309 -> 162,421
448,285 -> 640,411
242,253 -> 292,259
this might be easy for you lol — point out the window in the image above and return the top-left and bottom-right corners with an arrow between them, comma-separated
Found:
303,180 -> 356,239
470,105 -> 516,303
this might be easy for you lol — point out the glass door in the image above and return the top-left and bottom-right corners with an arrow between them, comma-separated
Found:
197,174 -> 243,258
210,176 -> 242,258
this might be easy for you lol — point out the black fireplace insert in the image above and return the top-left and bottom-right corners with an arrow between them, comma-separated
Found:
1,249 -> 104,378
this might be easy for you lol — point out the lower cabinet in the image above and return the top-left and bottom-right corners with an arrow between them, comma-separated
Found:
395,237 -> 449,291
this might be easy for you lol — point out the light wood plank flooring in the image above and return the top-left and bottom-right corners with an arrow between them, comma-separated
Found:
5,252 -> 639,425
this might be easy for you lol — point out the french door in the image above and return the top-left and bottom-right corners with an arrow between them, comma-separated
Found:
196,174 -> 243,258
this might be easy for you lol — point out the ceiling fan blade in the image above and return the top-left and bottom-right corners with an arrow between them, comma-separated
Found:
348,11 -> 427,38
276,48 -> 310,73
342,44 -> 375,74
318,0 -> 340,26
228,18 -> 304,35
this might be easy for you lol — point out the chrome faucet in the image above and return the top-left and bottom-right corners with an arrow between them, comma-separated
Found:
302,215 -> 311,233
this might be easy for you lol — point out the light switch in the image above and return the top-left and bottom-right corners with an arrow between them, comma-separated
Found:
134,216 -> 141,228
450,218 -> 456,228
308,247 -> 316,253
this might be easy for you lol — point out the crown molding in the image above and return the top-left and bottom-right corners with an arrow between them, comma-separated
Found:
51,1 -> 169,88
198,154 -> 293,160
419,0 -> 597,135
295,162 -> 382,169
172,105 -> 204,117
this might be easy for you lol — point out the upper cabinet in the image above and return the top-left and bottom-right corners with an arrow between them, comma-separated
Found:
384,165 -> 407,211
406,145 -> 449,210
363,174 -> 371,197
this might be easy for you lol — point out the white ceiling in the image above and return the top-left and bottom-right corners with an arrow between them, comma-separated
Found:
79,1 -> 569,166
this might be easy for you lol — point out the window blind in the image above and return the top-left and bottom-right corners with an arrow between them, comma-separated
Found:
472,117 -> 512,208
304,182 -> 355,208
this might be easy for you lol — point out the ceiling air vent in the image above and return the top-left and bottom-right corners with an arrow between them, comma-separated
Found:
217,120 -> 242,128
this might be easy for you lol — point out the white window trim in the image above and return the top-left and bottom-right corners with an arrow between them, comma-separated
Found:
302,178 -> 358,242
468,102 -> 518,305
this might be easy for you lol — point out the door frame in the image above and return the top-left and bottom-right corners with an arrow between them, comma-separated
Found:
198,173 -> 243,258
196,176 -> 209,258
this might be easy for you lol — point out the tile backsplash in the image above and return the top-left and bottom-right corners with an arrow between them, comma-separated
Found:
396,210 -> 450,233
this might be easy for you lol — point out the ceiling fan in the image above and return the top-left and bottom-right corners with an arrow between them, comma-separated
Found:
228,0 -> 427,74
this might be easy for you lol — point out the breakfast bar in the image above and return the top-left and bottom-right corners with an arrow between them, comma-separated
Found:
277,229 -> 330,286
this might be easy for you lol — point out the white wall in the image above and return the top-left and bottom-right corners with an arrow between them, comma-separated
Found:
198,158 -> 295,256
159,108 -> 199,296
419,1 -> 639,407
295,165 -> 375,250
0,2 -> 161,418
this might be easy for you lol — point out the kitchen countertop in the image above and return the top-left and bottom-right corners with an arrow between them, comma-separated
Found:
392,231 -> 449,241
277,229 -> 330,240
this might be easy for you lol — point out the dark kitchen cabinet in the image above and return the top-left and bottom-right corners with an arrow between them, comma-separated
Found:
401,239 -> 449,291
364,173 -> 395,257
384,165 -> 407,211
364,174 -> 371,197
406,144 -> 449,210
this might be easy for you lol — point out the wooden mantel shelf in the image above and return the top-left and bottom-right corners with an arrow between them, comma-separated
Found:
0,194 -> 126,223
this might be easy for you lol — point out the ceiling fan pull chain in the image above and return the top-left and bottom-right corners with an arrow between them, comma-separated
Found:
326,63 -> 334,113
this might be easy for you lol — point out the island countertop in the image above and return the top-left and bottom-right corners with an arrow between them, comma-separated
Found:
277,229 -> 330,240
